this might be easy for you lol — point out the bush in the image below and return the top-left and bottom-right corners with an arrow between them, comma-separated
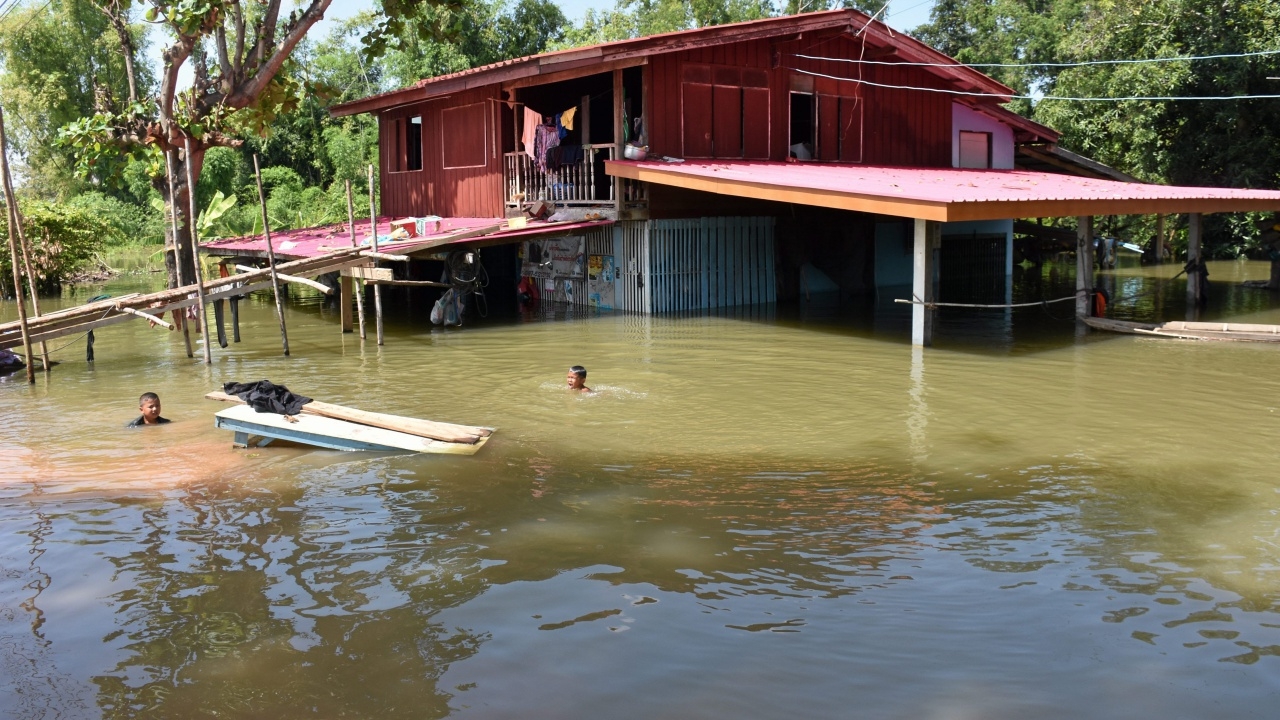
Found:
64,191 -> 164,246
1,200 -> 113,293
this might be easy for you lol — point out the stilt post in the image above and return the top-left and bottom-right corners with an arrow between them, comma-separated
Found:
1155,214 -> 1166,264
253,154 -> 290,356
367,165 -> 384,346
164,149 -> 194,358
0,106 -> 47,374
1076,215 -> 1094,318
911,218 -> 939,347
1187,212 -> 1204,311
0,108 -> 33,383
183,137 -> 214,364
345,180 -> 366,338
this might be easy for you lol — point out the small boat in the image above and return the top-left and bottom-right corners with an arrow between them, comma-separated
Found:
1083,317 -> 1280,343
207,391 -> 493,454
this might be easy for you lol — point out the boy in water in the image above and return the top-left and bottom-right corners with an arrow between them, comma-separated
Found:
128,392 -> 172,426
566,366 -> 592,393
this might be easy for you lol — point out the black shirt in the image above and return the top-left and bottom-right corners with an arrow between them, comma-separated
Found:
127,415 -> 171,427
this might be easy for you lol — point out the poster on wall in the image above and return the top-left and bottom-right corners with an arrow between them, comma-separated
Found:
588,255 -> 615,310
521,236 -> 585,279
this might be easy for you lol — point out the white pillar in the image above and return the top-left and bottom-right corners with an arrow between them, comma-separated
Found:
912,219 -> 939,347
1076,215 -> 1094,318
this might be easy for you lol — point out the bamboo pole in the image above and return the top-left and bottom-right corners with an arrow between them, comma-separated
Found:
165,149 -> 194,357
345,180 -> 366,339
0,143 -> 33,380
253,154 -> 290,356
182,137 -> 213,364
368,165 -> 384,345
0,106 -> 47,373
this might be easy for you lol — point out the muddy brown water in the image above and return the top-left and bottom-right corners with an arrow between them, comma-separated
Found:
3,255 -> 1280,719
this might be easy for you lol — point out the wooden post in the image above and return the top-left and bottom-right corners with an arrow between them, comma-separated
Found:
0,116 -> 33,382
164,149 -> 194,358
911,218 -> 939,347
345,180 -> 366,338
339,277 -> 353,332
183,137 -> 214,364
1187,212 -> 1203,309
613,68 -> 624,216
253,154 -> 290,356
1076,215 -> 1094,318
581,94 -> 591,145
368,165 -> 384,346
0,106 -> 48,374
1155,214 -> 1166,264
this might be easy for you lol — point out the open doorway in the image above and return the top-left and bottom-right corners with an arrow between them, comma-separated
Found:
789,92 -> 815,160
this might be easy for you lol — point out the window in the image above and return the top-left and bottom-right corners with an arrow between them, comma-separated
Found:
681,64 -> 770,159
441,103 -> 488,169
406,117 -> 422,171
789,92 -> 815,160
958,131 -> 991,169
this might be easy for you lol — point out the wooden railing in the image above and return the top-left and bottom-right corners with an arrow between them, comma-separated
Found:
504,143 -> 617,207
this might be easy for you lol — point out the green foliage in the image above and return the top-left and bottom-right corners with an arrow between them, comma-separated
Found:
1,200 -> 113,291
64,191 -> 165,246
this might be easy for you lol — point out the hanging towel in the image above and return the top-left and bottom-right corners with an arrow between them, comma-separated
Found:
554,114 -> 568,140
521,107 -> 541,160
561,107 -> 577,131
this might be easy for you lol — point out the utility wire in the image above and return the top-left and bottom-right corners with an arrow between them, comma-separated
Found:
790,67 -> 1280,102
791,47 -> 1280,70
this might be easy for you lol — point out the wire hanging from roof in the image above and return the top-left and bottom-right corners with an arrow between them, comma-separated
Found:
790,67 -> 1280,102
790,47 -> 1280,70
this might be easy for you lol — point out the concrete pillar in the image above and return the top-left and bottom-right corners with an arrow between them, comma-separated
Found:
911,218 -> 939,347
1187,212 -> 1203,309
340,276 -> 353,333
1155,214 -> 1166,264
1076,215 -> 1094,317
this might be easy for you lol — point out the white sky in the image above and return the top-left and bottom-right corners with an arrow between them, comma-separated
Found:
149,1 -> 936,89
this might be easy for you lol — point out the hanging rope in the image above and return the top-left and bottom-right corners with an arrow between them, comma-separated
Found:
894,290 -> 1085,310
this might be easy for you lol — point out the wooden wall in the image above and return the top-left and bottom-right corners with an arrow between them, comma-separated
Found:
379,86 -> 505,218
647,33 -> 952,167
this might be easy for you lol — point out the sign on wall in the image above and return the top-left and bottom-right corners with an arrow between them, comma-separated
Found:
588,254 -> 615,310
521,236 -> 585,279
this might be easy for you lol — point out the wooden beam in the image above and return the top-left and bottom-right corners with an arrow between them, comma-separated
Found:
341,266 -> 394,281
501,57 -> 647,92
613,68 -> 625,216
340,276 -> 353,333
116,306 -> 175,330
235,264 -> 332,294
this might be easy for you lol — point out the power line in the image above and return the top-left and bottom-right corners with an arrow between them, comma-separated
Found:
9,0 -> 53,35
790,66 -> 1280,102
792,47 -> 1280,70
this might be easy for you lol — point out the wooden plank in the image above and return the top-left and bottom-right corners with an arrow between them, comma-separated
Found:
236,264 -> 332,294
214,405 -> 491,455
342,266 -> 395,281
340,276 -> 353,333
205,391 -> 493,443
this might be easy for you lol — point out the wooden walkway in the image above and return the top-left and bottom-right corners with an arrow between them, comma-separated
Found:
0,246 -> 385,351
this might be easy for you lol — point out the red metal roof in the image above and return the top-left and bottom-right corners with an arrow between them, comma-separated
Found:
201,217 -> 613,260
331,9 -> 1013,117
607,160 -> 1280,222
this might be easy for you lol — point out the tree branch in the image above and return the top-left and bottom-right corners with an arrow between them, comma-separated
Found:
228,0 -> 333,109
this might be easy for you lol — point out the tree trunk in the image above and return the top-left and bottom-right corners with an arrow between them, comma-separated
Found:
156,146 -> 206,289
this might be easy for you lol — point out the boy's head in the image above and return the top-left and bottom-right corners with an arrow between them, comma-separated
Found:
138,392 -> 162,422
566,366 -> 587,390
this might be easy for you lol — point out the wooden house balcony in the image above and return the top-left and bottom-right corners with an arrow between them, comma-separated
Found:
503,143 -> 648,212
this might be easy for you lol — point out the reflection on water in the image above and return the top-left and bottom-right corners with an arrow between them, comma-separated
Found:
3,257 -> 1280,718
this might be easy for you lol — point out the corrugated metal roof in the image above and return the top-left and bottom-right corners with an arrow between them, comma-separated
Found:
332,9 -> 1012,117
607,160 -> 1280,222
201,217 -> 613,260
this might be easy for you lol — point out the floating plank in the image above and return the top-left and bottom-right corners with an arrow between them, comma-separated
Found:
205,391 -> 492,444
342,266 -> 394,281
214,405 -> 490,455
235,264 -> 333,294
1083,316 -> 1280,343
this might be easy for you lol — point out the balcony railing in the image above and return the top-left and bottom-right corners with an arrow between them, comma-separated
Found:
504,143 -> 617,207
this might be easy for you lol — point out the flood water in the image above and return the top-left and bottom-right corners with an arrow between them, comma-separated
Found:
3,255 -> 1280,719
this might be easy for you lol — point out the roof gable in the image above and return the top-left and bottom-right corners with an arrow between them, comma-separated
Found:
332,9 -> 1016,117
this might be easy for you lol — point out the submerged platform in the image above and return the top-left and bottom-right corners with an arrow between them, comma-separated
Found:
214,405 -> 491,455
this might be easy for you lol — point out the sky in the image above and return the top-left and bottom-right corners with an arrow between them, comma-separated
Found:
148,0 -> 938,88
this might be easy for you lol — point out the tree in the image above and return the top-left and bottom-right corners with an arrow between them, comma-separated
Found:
57,0 -> 465,288
0,0 -> 153,199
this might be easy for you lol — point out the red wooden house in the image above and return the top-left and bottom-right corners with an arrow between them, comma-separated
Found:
329,9 -> 1280,344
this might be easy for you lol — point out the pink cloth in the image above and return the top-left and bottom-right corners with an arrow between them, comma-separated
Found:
522,107 -> 541,160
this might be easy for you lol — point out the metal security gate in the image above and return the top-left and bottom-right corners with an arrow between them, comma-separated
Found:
617,217 -> 776,314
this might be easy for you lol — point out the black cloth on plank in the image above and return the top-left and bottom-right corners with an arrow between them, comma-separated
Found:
213,299 -> 228,348
222,380 -> 312,415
